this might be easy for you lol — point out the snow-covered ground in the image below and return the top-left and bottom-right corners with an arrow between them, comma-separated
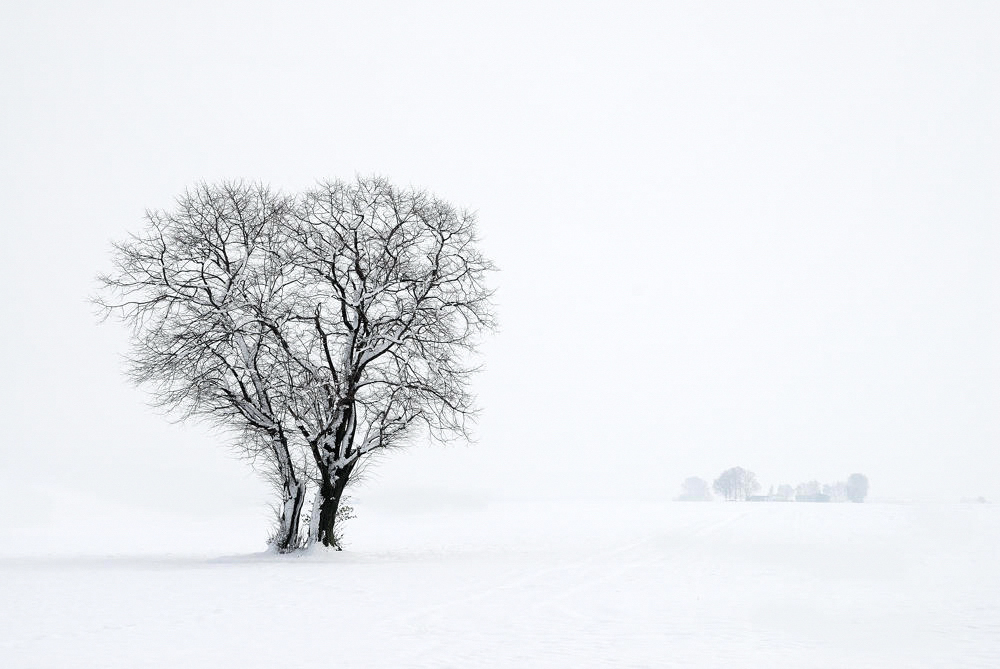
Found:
1,501 -> 997,668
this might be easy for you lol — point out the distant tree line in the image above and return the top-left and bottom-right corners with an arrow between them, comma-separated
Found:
676,470 -> 869,503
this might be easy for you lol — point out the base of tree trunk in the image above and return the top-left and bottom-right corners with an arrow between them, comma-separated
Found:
270,482 -> 306,552
313,466 -> 353,550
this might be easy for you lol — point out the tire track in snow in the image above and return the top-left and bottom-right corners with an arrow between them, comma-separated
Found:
527,506 -> 754,620
393,505 -> 754,664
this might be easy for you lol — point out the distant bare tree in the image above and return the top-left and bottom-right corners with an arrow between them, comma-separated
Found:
713,467 -> 760,501
98,177 -> 495,551
677,477 -> 712,501
775,484 -> 795,501
846,473 -> 869,503
823,481 -> 849,502
796,480 -> 822,497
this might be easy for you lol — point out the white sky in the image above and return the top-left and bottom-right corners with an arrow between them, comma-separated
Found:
1,1 -> 997,522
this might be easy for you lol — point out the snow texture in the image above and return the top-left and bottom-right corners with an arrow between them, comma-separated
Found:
1,501 -> 997,668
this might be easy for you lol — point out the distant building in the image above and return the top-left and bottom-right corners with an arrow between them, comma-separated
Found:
748,494 -> 793,502
795,493 -> 830,503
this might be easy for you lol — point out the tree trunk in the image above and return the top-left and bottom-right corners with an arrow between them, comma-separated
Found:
272,480 -> 306,552
314,464 -> 354,549
269,431 -> 306,553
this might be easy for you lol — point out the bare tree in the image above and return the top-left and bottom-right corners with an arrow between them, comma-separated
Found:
98,177 -> 495,551
795,480 -> 822,497
712,467 -> 760,501
846,473 -> 869,503
823,481 -> 849,502
277,178 -> 496,548
97,182 -> 309,550
676,477 -> 712,501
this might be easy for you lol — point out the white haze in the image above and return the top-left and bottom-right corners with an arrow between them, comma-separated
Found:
0,1 -> 997,539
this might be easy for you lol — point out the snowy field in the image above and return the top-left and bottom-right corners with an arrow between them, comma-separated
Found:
1,501 -> 997,668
